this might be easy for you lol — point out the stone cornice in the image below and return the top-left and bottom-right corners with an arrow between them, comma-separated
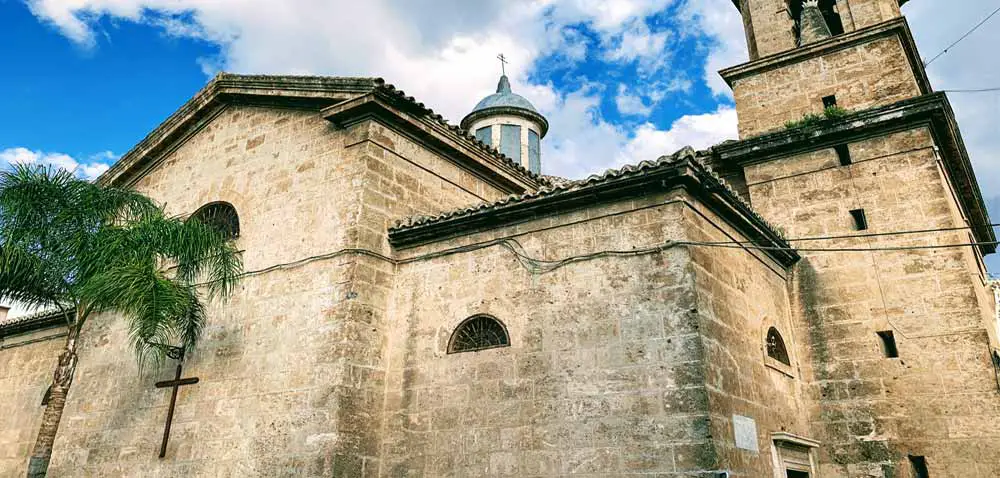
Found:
322,91 -> 545,194
713,92 -> 996,254
719,17 -> 931,97
389,150 -> 800,268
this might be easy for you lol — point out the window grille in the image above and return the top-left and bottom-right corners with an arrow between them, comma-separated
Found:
191,202 -> 240,240
448,315 -> 510,353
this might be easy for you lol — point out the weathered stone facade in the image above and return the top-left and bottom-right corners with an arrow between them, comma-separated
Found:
2,1 -> 998,477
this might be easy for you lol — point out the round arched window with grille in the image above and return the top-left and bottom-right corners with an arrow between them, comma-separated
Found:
190,202 -> 240,240
766,327 -> 791,366
448,315 -> 510,353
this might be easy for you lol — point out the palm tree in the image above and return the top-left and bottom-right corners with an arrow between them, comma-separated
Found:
0,165 -> 242,477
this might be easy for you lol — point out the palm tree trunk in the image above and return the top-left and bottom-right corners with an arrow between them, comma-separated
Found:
26,328 -> 79,478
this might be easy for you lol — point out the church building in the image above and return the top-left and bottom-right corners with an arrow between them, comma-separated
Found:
2,0 -> 999,476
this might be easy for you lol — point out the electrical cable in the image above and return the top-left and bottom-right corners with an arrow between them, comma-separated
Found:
200,236 -> 1000,286
941,87 -> 1000,93
704,222 -> 1000,245
924,5 -> 1000,67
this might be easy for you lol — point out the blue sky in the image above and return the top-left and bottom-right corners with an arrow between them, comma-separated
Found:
1,0 -> 998,271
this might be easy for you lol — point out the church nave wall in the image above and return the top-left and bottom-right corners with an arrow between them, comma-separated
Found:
381,188 -> 802,477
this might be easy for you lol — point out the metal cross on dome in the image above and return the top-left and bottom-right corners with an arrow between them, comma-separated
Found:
497,53 -> 508,76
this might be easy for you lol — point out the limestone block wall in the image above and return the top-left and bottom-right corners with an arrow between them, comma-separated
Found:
841,0 -> 902,30
682,201 -> 808,476
740,0 -> 800,59
381,189 -> 805,477
0,102 -> 515,477
731,34 -> 921,137
0,327 -> 67,476
744,127 -> 1000,476
738,0 -> 903,60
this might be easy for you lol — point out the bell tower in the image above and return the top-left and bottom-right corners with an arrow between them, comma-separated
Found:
724,0 -> 924,137
712,1 -> 1000,476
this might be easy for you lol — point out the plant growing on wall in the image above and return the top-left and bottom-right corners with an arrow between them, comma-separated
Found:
784,106 -> 851,130
0,165 -> 242,477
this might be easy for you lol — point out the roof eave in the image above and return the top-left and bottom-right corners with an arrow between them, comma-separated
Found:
0,310 -> 70,339
713,92 -> 995,254
460,106 -> 550,138
389,156 -> 799,267
322,91 -> 545,193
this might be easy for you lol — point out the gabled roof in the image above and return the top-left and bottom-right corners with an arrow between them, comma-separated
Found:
389,147 -> 799,267
99,74 -> 547,191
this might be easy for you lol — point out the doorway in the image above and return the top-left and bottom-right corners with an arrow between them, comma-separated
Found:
787,471 -> 809,478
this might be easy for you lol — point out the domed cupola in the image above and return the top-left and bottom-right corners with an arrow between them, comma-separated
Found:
461,74 -> 549,174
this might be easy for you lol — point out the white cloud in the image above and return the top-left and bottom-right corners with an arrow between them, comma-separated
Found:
603,19 -> 673,75
23,0 -> 727,181
678,0 -> 748,97
543,84 -> 737,178
0,147 -> 112,180
616,84 -> 653,116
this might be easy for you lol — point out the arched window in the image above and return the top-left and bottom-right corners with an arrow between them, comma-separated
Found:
766,327 -> 791,366
190,202 -> 240,240
448,315 -> 510,353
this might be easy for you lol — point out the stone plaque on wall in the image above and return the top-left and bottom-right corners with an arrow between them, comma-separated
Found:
733,415 -> 759,452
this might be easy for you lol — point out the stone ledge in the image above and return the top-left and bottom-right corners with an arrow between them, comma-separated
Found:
719,17 -> 931,97
712,92 -> 996,254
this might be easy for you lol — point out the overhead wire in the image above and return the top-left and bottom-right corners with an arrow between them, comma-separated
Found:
924,5 -> 1000,67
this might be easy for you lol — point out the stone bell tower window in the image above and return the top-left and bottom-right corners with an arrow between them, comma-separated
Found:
448,315 -> 510,353
789,1 -> 844,44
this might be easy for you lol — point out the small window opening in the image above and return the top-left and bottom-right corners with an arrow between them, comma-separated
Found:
835,144 -> 852,166
766,327 -> 791,366
908,456 -> 929,478
822,95 -> 838,108
41,385 -> 52,406
787,471 -> 809,478
190,202 -> 240,240
877,331 -> 899,359
448,315 -> 510,353
475,126 -> 492,146
850,209 -> 868,231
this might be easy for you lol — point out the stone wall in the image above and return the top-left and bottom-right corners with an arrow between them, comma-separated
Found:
0,102 -> 514,477
730,34 -> 921,137
0,327 -> 67,476
381,189 -> 806,477
736,0 -> 903,60
744,127 -> 1000,476
682,200 -> 809,476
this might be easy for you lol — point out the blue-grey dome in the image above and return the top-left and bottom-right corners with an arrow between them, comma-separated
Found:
461,75 -> 549,137
470,75 -> 539,114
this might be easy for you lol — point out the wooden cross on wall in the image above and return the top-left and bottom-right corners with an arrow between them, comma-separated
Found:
153,346 -> 199,458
